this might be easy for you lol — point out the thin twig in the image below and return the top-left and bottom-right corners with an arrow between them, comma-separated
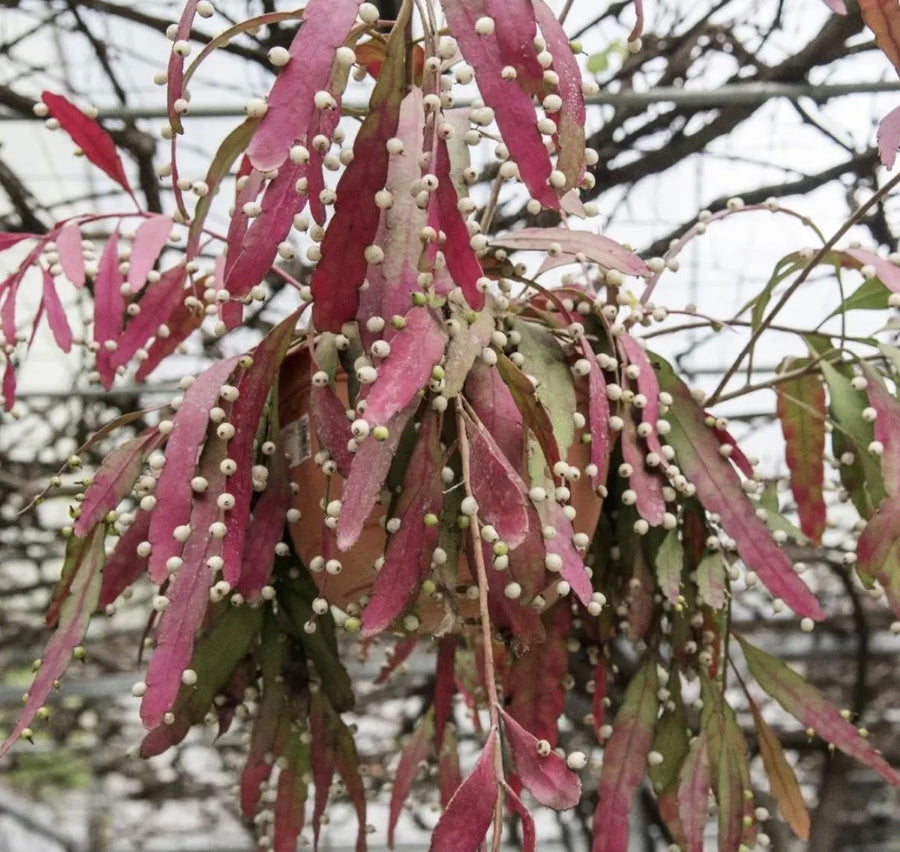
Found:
455,398 -> 505,851
479,171 -> 505,235
712,360 -> 825,405
65,1 -> 129,105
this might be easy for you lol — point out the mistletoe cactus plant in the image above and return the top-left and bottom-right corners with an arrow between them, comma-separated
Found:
5,0 -> 900,849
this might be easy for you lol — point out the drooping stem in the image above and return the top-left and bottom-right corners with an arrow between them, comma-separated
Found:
640,201 -> 825,307
455,397 -> 505,851
641,316 -> 876,346
708,169 -> 900,405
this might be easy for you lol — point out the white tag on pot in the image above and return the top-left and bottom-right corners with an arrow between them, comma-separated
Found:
281,414 -> 311,467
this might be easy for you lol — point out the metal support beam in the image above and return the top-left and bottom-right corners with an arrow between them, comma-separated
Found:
1,81 -> 898,123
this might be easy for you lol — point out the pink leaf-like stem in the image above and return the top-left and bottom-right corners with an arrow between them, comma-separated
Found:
41,266 -> 73,352
74,429 -> 162,536
146,356 -> 241,583
677,731 -> 711,852
465,410 -> 530,548
99,509 -> 152,610
55,221 -> 85,288
592,659 -> 659,852
110,266 -> 189,371
337,400 -> 418,552
247,0 -> 359,171
496,228 -> 650,277
221,312 -> 298,585
311,1 -> 410,331
500,708 -> 580,809
388,713 -> 434,847
223,160 -> 308,301
41,92 -> 133,196
441,0 -> 558,208
621,413 -> 666,525
429,727 -> 499,852
93,229 -> 124,388
878,104 -> 900,169
362,307 -> 447,426
141,447 -> 227,729
361,411 -> 444,637
658,362 -> 825,620
533,0 -> 587,187
427,138 -> 485,310
128,215 -> 173,292
0,527 -> 105,758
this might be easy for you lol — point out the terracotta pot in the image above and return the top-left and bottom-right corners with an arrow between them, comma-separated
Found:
278,346 -> 383,610
278,345 -> 603,630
